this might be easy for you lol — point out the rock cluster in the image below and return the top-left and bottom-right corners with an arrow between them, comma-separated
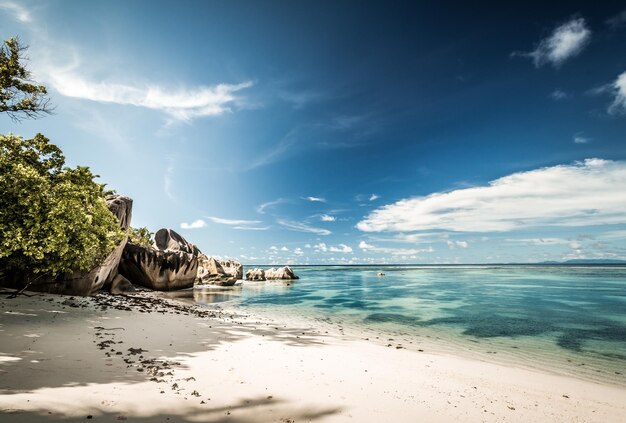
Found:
220,258 -> 243,280
245,266 -> 299,281
195,255 -> 237,286
245,268 -> 266,281
3,191 -> 299,295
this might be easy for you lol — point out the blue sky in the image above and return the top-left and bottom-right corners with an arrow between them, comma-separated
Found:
1,0 -> 625,264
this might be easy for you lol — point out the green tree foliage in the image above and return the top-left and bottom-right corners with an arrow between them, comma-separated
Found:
0,133 -> 124,276
0,37 -> 51,121
129,226 -> 153,247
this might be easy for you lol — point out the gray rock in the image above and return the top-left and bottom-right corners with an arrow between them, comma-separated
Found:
118,242 -> 198,291
110,274 -> 135,295
245,268 -> 266,281
264,266 -> 299,280
219,259 -> 243,280
195,254 -> 237,286
153,228 -> 200,255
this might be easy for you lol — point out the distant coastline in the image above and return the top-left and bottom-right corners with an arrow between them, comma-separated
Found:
245,259 -> 626,267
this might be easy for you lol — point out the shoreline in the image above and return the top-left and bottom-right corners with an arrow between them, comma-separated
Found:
169,286 -> 626,389
1,290 -> 625,422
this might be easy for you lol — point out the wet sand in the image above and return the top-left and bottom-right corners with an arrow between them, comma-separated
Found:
1,290 -> 625,422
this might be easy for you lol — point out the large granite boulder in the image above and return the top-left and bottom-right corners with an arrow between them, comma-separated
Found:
265,266 -> 299,280
1,195 -> 133,296
220,259 -> 243,280
196,254 -> 237,286
118,239 -> 198,291
245,268 -> 266,281
153,228 -> 200,255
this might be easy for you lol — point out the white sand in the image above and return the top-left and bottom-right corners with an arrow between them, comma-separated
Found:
0,291 -> 625,422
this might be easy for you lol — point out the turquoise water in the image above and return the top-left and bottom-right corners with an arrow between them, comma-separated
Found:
186,265 -> 626,384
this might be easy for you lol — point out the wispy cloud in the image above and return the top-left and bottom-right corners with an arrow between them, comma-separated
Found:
550,89 -> 568,100
164,158 -> 176,201
369,194 -> 380,201
45,69 -> 253,122
506,238 -> 571,246
277,219 -> 331,235
357,159 -> 626,233
512,18 -> 591,67
358,241 -> 433,256
206,216 -> 262,226
256,198 -> 285,214
0,1 -> 32,23
606,10 -> 626,29
608,71 -> 626,115
277,89 -> 325,109
180,219 -> 206,229
233,226 -> 270,231
304,196 -> 326,203
320,214 -> 336,222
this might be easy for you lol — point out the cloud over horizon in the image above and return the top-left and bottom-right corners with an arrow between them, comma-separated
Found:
358,241 -> 433,256
357,159 -> 626,233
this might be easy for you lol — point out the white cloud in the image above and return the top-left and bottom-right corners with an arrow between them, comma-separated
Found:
313,243 -> 353,253
0,1 -> 31,22
330,244 -> 353,253
304,196 -> 326,203
270,246 -> 278,251
180,219 -> 206,229
44,68 -> 252,122
294,248 -> 304,256
357,159 -> 626,233
314,243 -> 328,252
608,71 -> 626,115
358,241 -> 433,256
277,219 -> 331,235
320,214 -> 336,222
369,194 -> 380,201
514,18 -> 591,67
280,246 -> 289,252
447,240 -> 469,249
206,216 -> 262,226
574,134 -> 590,144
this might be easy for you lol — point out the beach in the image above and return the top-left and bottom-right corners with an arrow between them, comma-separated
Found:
1,290 -> 625,423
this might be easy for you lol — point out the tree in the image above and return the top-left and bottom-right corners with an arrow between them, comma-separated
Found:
0,37 -> 51,121
0,133 -> 124,278
129,226 -> 154,247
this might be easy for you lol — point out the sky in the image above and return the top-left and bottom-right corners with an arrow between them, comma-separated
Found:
1,0 -> 625,264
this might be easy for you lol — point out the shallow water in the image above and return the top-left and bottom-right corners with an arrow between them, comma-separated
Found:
179,265 -> 626,385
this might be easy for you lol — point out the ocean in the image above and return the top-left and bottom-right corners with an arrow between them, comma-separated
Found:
179,265 -> 626,385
